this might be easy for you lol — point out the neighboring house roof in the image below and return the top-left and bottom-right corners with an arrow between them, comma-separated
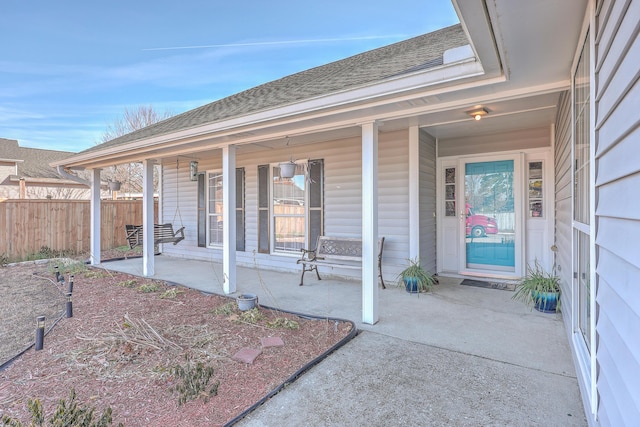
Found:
0,138 -> 77,182
81,24 -> 467,155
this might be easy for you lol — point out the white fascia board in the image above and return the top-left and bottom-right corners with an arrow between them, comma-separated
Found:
9,176 -> 85,185
60,76 -> 570,171
59,59 -> 485,167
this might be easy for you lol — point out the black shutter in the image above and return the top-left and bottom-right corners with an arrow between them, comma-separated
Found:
308,159 -> 324,249
258,164 -> 270,253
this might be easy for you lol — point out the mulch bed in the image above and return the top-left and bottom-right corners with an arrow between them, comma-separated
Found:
0,257 -> 353,426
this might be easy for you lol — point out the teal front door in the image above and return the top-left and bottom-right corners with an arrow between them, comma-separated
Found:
463,159 -> 516,273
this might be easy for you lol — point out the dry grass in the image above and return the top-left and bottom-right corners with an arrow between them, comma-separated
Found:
0,258 -> 353,426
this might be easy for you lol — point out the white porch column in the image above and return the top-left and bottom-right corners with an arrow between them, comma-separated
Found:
408,126 -> 420,260
222,145 -> 237,294
361,121 -> 379,325
89,168 -> 101,265
142,159 -> 155,277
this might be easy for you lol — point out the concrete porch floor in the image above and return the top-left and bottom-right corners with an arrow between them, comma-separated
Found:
101,255 -> 587,426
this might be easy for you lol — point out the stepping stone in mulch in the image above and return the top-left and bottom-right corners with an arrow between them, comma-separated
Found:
261,336 -> 284,348
232,347 -> 262,364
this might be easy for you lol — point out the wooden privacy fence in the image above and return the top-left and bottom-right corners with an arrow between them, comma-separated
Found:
0,199 -> 157,260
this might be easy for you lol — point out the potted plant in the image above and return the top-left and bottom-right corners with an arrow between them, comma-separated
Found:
397,258 -> 436,294
279,160 -> 297,179
512,261 -> 560,313
108,180 -> 121,191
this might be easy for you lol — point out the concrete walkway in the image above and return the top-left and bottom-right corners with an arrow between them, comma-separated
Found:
102,255 -> 587,426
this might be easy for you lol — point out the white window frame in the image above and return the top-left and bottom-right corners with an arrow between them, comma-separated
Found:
207,170 -> 223,248
270,161 -> 308,255
570,12 -> 597,414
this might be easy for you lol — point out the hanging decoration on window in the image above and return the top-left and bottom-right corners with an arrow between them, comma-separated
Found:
279,136 -> 297,179
279,158 -> 297,179
190,161 -> 199,181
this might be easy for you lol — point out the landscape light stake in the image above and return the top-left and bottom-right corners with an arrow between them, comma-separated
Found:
68,275 -> 74,294
66,293 -> 73,318
55,266 -> 61,283
35,316 -> 45,351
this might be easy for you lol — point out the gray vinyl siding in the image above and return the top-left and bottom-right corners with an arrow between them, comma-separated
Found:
419,130 -> 437,273
594,0 -> 640,424
160,130 -> 412,282
438,127 -> 551,157
554,90 -> 573,327
378,130 -> 411,278
158,161 -> 201,259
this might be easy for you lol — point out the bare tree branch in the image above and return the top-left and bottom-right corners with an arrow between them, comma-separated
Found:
98,106 -> 174,196
100,105 -> 173,144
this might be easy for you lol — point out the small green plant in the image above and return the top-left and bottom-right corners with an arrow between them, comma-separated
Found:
512,261 -> 561,311
50,260 -> 88,276
238,308 -> 264,324
266,317 -> 300,330
26,246 -> 77,262
396,257 -> 436,293
169,359 -> 219,406
0,389 -> 122,426
117,279 -> 137,288
159,288 -> 184,299
137,282 -> 161,293
83,269 -> 109,279
0,253 -> 8,267
211,302 -> 237,316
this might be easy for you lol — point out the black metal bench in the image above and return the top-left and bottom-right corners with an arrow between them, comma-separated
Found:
296,236 -> 385,288
125,223 -> 185,249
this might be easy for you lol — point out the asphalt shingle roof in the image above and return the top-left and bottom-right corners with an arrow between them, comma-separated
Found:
82,24 -> 466,155
0,138 -> 75,179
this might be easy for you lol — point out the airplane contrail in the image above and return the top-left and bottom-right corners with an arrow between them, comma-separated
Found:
143,35 -> 410,51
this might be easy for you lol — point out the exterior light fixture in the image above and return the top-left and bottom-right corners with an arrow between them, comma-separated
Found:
35,315 -> 45,351
467,107 -> 489,121
66,293 -> 73,318
190,161 -> 199,181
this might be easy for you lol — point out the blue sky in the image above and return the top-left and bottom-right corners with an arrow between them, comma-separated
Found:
1,1 -> 458,152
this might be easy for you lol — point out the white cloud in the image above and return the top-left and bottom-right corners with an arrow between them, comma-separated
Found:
142,34 -> 410,51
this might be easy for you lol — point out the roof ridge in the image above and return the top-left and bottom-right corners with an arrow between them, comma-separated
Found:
82,24 -> 466,154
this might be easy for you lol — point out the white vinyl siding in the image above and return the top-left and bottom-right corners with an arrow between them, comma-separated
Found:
438,127 -> 551,157
158,161 -> 200,259
593,0 -> 640,424
377,130 -> 411,279
554,91 -> 573,327
419,129 -> 437,273
159,130 -> 412,282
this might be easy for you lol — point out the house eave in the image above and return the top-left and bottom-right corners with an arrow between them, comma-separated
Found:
8,175 -> 88,186
56,57 -> 490,169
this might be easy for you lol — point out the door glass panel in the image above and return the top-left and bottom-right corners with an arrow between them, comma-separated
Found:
445,167 -> 456,216
465,160 -> 515,272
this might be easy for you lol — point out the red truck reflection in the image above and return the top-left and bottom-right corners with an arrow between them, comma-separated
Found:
466,204 -> 498,237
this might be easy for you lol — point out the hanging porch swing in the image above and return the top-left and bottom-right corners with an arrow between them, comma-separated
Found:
125,159 -> 186,249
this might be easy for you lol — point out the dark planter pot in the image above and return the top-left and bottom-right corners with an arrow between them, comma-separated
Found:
533,290 -> 559,313
404,277 -> 420,294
